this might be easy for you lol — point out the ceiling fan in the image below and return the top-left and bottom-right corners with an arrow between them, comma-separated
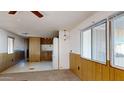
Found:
8,11 -> 43,18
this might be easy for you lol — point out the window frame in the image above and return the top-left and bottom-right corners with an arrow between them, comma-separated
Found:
91,21 -> 107,64
110,13 -> 124,70
80,19 -> 107,65
8,36 -> 15,54
80,28 -> 92,60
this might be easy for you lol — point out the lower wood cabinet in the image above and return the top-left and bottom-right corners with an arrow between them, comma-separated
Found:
40,51 -> 52,61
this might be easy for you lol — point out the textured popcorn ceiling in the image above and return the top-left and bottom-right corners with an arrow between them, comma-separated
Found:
0,11 -> 96,37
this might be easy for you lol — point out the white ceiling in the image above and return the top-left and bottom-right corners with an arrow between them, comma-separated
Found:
0,11 -> 96,37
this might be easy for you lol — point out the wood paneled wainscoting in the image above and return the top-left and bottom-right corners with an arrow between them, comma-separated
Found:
0,51 -> 25,73
70,53 -> 124,81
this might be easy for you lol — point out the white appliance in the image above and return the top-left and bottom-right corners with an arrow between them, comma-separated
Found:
52,37 -> 59,69
41,44 -> 53,51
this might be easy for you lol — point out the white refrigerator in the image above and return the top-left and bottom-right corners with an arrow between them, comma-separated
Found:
52,37 -> 59,69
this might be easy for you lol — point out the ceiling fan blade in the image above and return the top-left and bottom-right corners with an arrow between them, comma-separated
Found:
31,11 -> 43,18
8,11 -> 17,14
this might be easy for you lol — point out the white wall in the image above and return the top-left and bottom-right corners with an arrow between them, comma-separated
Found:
70,11 -> 118,54
0,29 -> 25,53
59,30 -> 70,69
58,12 -> 119,69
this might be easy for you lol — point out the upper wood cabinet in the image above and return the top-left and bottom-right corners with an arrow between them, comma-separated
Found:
41,38 -> 53,44
29,37 -> 41,62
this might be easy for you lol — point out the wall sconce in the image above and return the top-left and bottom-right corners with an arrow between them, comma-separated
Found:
63,30 -> 68,41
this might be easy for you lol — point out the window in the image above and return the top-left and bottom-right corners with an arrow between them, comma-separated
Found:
81,29 -> 91,59
8,37 -> 14,54
92,23 -> 106,63
111,14 -> 124,68
81,20 -> 107,64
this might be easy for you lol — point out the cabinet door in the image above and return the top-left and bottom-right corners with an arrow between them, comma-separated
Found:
29,37 -> 40,62
40,51 -> 52,61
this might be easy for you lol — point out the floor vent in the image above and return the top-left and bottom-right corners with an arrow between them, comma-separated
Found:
29,68 -> 35,70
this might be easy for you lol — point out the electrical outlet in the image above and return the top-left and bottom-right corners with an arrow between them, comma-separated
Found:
12,59 -> 14,62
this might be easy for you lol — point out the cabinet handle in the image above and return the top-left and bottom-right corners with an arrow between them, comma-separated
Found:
78,66 -> 80,70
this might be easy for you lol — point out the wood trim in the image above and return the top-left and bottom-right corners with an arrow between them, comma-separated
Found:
0,51 -> 25,73
70,53 -> 124,81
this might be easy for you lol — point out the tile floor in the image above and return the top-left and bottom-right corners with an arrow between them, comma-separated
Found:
2,60 -> 53,74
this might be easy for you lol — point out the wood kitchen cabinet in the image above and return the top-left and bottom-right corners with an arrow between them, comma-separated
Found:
40,51 -> 52,61
29,37 -> 41,62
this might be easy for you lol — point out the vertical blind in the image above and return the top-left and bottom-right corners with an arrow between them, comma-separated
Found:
81,29 -> 91,59
81,12 -> 124,69
92,23 -> 106,63
80,20 -> 107,64
111,14 -> 124,68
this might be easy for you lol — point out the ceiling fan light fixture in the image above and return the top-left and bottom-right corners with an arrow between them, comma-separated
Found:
31,11 -> 44,18
8,11 -> 17,14
8,11 -> 44,18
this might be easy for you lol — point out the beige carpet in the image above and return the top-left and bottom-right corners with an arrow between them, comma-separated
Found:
0,70 -> 80,81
